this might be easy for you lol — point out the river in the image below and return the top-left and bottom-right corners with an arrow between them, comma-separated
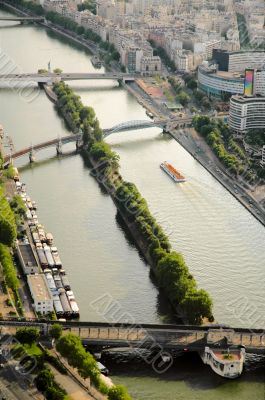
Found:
0,9 -> 264,399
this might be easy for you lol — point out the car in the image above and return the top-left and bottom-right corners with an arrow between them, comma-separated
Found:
96,361 -> 109,376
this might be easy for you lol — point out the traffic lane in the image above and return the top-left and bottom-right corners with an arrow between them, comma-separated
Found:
0,367 -> 36,400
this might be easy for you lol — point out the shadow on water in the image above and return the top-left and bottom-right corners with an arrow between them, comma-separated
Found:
17,151 -> 78,172
73,85 -> 121,93
115,211 -> 177,324
105,352 -> 265,390
0,23 -> 23,29
45,28 -> 93,56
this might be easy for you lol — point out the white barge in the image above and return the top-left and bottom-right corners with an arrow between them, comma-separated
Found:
201,346 -> 245,379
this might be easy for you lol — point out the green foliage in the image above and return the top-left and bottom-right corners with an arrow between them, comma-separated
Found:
53,81 -> 213,324
108,385 -> 132,400
176,91 -> 190,106
0,244 -> 19,290
10,194 -> 27,219
237,13 -> 250,48
43,350 -> 67,374
4,164 -> 16,179
56,333 -> 117,395
245,129 -> 265,147
149,40 -> 175,71
53,68 -> 62,74
0,187 -> 17,246
193,116 -> 243,174
0,217 -> 16,247
49,324 -> 63,339
35,368 -> 66,400
180,288 -> 213,324
77,0 -> 97,15
15,327 -> 40,345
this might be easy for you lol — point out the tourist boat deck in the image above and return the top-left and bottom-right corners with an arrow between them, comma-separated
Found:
160,161 -> 186,183
201,346 -> 245,378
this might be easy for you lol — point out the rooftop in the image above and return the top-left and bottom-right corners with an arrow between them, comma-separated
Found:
27,274 -> 52,301
18,243 -> 38,267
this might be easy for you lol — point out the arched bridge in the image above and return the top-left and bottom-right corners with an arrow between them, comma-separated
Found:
103,119 -> 168,136
103,117 -> 192,136
3,118 -> 193,163
3,134 -> 82,163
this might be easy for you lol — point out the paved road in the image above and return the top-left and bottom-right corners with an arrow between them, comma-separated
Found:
49,364 -> 94,400
0,367 -> 43,399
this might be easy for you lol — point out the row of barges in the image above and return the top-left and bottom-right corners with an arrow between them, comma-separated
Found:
15,179 -> 80,319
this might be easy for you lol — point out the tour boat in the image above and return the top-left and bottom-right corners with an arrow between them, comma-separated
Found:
201,346 -> 245,379
160,161 -> 186,183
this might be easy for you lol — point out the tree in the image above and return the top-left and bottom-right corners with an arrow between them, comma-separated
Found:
49,324 -> 62,340
53,68 -> 62,74
0,217 -> 16,246
180,289 -> 213,324
177,91 -> 190,106
35,368 -> 54,392
108,385 -> 132,400
187,79 -> 197,90
15,327 -> 39,345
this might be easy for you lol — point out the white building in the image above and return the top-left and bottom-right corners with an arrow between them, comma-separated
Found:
27,274 -> 53,315
229,95 -> 265,132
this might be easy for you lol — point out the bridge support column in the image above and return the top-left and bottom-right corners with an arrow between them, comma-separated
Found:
76,138 -> 83,151
56,139 -> 63,155
29,149 -> 35,163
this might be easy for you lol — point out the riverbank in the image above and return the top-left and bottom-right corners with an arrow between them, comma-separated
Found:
169,128 -> 265,227
122,82 -> 265,227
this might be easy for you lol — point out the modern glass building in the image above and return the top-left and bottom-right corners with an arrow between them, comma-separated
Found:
198,65 -> 244,97
198,66 -> 265,98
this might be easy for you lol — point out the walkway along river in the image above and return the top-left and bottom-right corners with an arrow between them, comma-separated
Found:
0,8 -> 264,399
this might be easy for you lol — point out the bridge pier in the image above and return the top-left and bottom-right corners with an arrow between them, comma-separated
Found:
56,139 -> 63,155
29,149 -> 36,163
76,137 -> 83,150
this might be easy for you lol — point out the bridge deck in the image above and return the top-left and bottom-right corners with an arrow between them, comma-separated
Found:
0,320 -> 264,354
0,73 -> 134,83
3,134 -> 82,162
